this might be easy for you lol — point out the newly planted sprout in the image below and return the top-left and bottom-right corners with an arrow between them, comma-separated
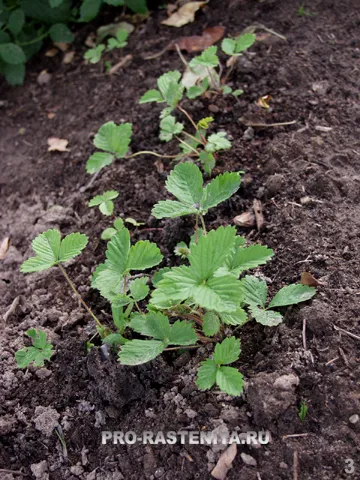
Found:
15,329 -> 53,369
84,28 -> 129,64
89,190 -> 119,216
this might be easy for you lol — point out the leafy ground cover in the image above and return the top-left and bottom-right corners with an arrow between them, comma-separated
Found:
0,0 -> 359,479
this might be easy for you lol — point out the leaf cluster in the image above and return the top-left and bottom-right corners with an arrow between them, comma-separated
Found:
15,329 -> 54,368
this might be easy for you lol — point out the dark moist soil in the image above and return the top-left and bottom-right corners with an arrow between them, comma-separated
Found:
1,0 -> 360,479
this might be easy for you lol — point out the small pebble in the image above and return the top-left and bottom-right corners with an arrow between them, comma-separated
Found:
240,452 -> 257,467
349,414 -> 359,424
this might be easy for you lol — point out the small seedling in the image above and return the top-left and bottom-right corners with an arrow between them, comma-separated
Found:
84,44 -> 106,64
297,4 -> 317,17
298,400 -> 308,421
15,329 -> 53,369
102,218 -> 125,240
84,28 -> 129,64
89,190 -> 119,216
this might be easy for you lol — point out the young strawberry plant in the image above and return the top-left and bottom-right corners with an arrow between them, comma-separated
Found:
84,27 -> 129,64
89,190 -> 119,216
15,329 -> 53,369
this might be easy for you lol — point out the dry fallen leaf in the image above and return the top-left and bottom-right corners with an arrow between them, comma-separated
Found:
85,33 -> 96,48
45,48 -> 59,57
47,137 -> 69,152
0,237 -> 10,260
53,42 -> 69,52
233,211 -> 255,228
211,443 -> 237,480
301,272 -> 320,287
63,51 -> 75,64
162,1 -> 206,27
172,26 -> 225,52
256,95 -> 272,109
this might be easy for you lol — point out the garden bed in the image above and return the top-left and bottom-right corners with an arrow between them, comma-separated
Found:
0,0 -> 359,479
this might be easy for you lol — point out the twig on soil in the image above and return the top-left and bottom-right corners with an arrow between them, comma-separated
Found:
240,119 -> 297,128
338,347 -> 349,366
293,450 -> 299,480
282,433 -> 310,440
256,473 -> 262,480
80,171 -> 101,193
108,54 -> 133,75
333,324 -> 360,341
325,357 -> 339,366
251,23 -> 287,41
0,469 -> 29,477
3,296 -> 21,322
253,199 -> 265,231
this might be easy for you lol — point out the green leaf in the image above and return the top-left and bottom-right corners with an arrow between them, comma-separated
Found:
197,117 -> 214,130
196,359 -> 217,390
91,266 -> 124,301
102,333 -> 127,345
86,152 -> 115,174
0,43 -> 26,65
232,89 -> 244,97
139,89 -> 163,104
89,190 -> 119,216
101,228 -> 117,240
20,229 -> 61,273
213,336 -> 240,365
168,320 -> 198,345
15,329 -> 53,369
8,9 -> 25,35
157,70 -> 184,108
222,85 -> 232,95
199,151 -> 215,175
4,63 -> 25,86
97,202 -> 113,216
189,46 -> 219,68
103,0 -> 124,5
20,0 -> 72,24
79,0 -> 102,22
240,275 -> 267,307
219,243 -> 274,277
49,0 -> 66,6
268,284 -> 316,309
129,277 -> 149,301
112,305 -> 126,331
201,172 -> 241,211
130,311 -> 171,340
150,265 -> 197,308
114,218 -> 125,230
216,366 -> 243,396
205,132 -> 232,153
220,308 -> 247,326
193,275 -> 242,313
250,305 -> 283,327
106,228 -> 130,276
124,0 -> 147,14
84,44 -> 105,63
189,226 -> 236,280
93,121 -> 132,156
159,115 -> 184,142
234,33 -> 256,53
124,217 -> 144,227
166,162 -> 203,206
186,85 -> 204,99
202,312 -> 220,336
59,232 -> 88,262
152,200 -> 199,219
221,38 -> 236,56
152,267 -> 171,287
110,293 -> 132,307
127,241 -> 163,271
118,339 -> 165,365
49,23 -> 74,43
174,241 -> 190,259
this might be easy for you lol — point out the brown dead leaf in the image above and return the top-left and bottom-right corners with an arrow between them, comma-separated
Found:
162,1 -> 206,27
63,51 -> 75,64
85,33 -> 96,48
47,137 -> 69,152
301,272 -> 320,287
256,95 -> 272,109
171,26 -> 225,52
0,237 -> 10,260
211,443 -> 237,480
45,48 -> 59,57
233,211 -> 255,228
53,42 -> 69,52
154,159 -> 164,173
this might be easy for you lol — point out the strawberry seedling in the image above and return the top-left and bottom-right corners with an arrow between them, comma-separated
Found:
15,329 -> 54,369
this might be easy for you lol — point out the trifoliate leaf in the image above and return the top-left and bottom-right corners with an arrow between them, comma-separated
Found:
89,190 -> 119,216
218,244 -> 274,277
250,305 -> 283,327
205,132 -> 232,153
219,308 -> 247,326
202,312 -> 220,336
168,320 -> 198,345
221,38 -> 236,56
93,121 -> 132,157
159,115 -> 184,142
86,152 -> 115,174
84,44 -> 105,63
213,336 -> 240,365
201,172 -> 241,211
152,200 -> 199,219
15,329 -> 53,369
189,226 -> 236,280
196,359 -> 217,390
240,275 -> 267,307
127,241 -> 163,271
58,232 -> 88,262
118,339 -> 165,365
49,23 -> 74,43
189,46 -> 219,68
130,311 -> 171,339
268,284 -> 316,309
139,89 -> 164,104
129,277 -> 149,301
166,162 -> 203,206
216,366 -> 243,396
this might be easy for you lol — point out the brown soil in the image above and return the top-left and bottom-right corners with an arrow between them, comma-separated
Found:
1,0 -> 360,479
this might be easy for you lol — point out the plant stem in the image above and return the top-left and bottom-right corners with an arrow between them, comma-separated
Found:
195,215 -> 199,243
123,274 -> 127,294
177,105 -> 198,132
199,214 -> 207,235
175,136 -> 199,155
183,130 -> 204,146
206,67 -> 221,92
58,264 -> 102,328
164,345 -> 199,351
125,151 -> 179,159
17,31 -> 49,46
